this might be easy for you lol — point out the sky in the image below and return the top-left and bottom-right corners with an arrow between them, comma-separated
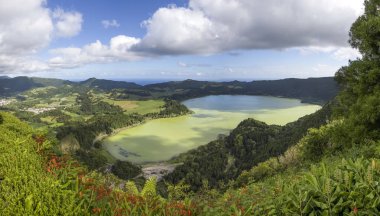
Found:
0,0 -> 365,81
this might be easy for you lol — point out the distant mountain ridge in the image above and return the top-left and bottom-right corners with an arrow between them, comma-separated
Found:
0,76 -> 339,104
79,77 -> 141,90
0,76 -> 73,96
146,77 -> 339,104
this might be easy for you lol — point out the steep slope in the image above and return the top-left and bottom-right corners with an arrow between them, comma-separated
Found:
0,112 -> 79,214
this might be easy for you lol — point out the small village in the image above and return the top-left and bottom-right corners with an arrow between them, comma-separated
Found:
25,107 -> 56,114
0,99 -> 12,106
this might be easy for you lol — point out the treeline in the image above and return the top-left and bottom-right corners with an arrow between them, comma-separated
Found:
76,93 -> 124,115
157,99 -> 191,117
36,109 -> 71,123
164,103 -> 332,191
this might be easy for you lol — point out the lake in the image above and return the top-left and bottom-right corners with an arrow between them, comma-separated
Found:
103,95 -> 321,163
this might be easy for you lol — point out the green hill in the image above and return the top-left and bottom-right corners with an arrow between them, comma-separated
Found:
79,78 -> 142,90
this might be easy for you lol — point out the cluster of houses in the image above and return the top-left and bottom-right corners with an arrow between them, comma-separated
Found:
25,107 -> 55,114
0,99 -> 12,106
0,98 -> 58,114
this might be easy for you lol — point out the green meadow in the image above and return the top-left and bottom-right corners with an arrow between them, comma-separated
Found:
103,98 -> 165,115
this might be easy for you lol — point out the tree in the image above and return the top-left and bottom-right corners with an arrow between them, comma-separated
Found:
335,0 -> 380,142
111,160 -> 141,180
349,0 -> 380,61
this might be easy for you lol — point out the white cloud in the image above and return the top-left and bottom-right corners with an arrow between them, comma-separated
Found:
48,35 -> 141,68
133,0 -> 364,55
295,46 -> 339,55
137,6 -> 221,55
177,61 -> 212,68
294,46 -> 362,61
101,19 -> 120,29
53,8 -> 83,38
0,55 -> 49,73
110,35 -> 141,58
178,62 -> 188,67
333,47 -> 362,61
0,0 -> 83,73
312,64 -> 340,76
0,0 -> 53,55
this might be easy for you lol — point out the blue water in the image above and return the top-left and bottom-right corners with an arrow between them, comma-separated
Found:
182,95 -> 304,113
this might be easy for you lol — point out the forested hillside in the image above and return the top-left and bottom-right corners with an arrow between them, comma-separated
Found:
0,77 -> 71,96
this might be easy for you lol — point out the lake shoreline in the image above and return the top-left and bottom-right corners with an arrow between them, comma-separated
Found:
102,95 -> 321,165
175,94 -> 326,106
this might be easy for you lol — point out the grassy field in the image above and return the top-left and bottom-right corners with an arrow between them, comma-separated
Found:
103,99 -> 164,115
40,117 -> 64,127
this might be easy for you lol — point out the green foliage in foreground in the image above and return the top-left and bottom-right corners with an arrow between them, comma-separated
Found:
272,158 -> 380,215
202,156 -> 380,216
0,112 -> 79,215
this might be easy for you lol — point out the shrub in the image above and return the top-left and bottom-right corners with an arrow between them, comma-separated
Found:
111,160 -> 141,180
254,158 -> 380,215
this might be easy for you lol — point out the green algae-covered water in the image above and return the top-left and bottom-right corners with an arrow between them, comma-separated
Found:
104,95 -> 321,163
